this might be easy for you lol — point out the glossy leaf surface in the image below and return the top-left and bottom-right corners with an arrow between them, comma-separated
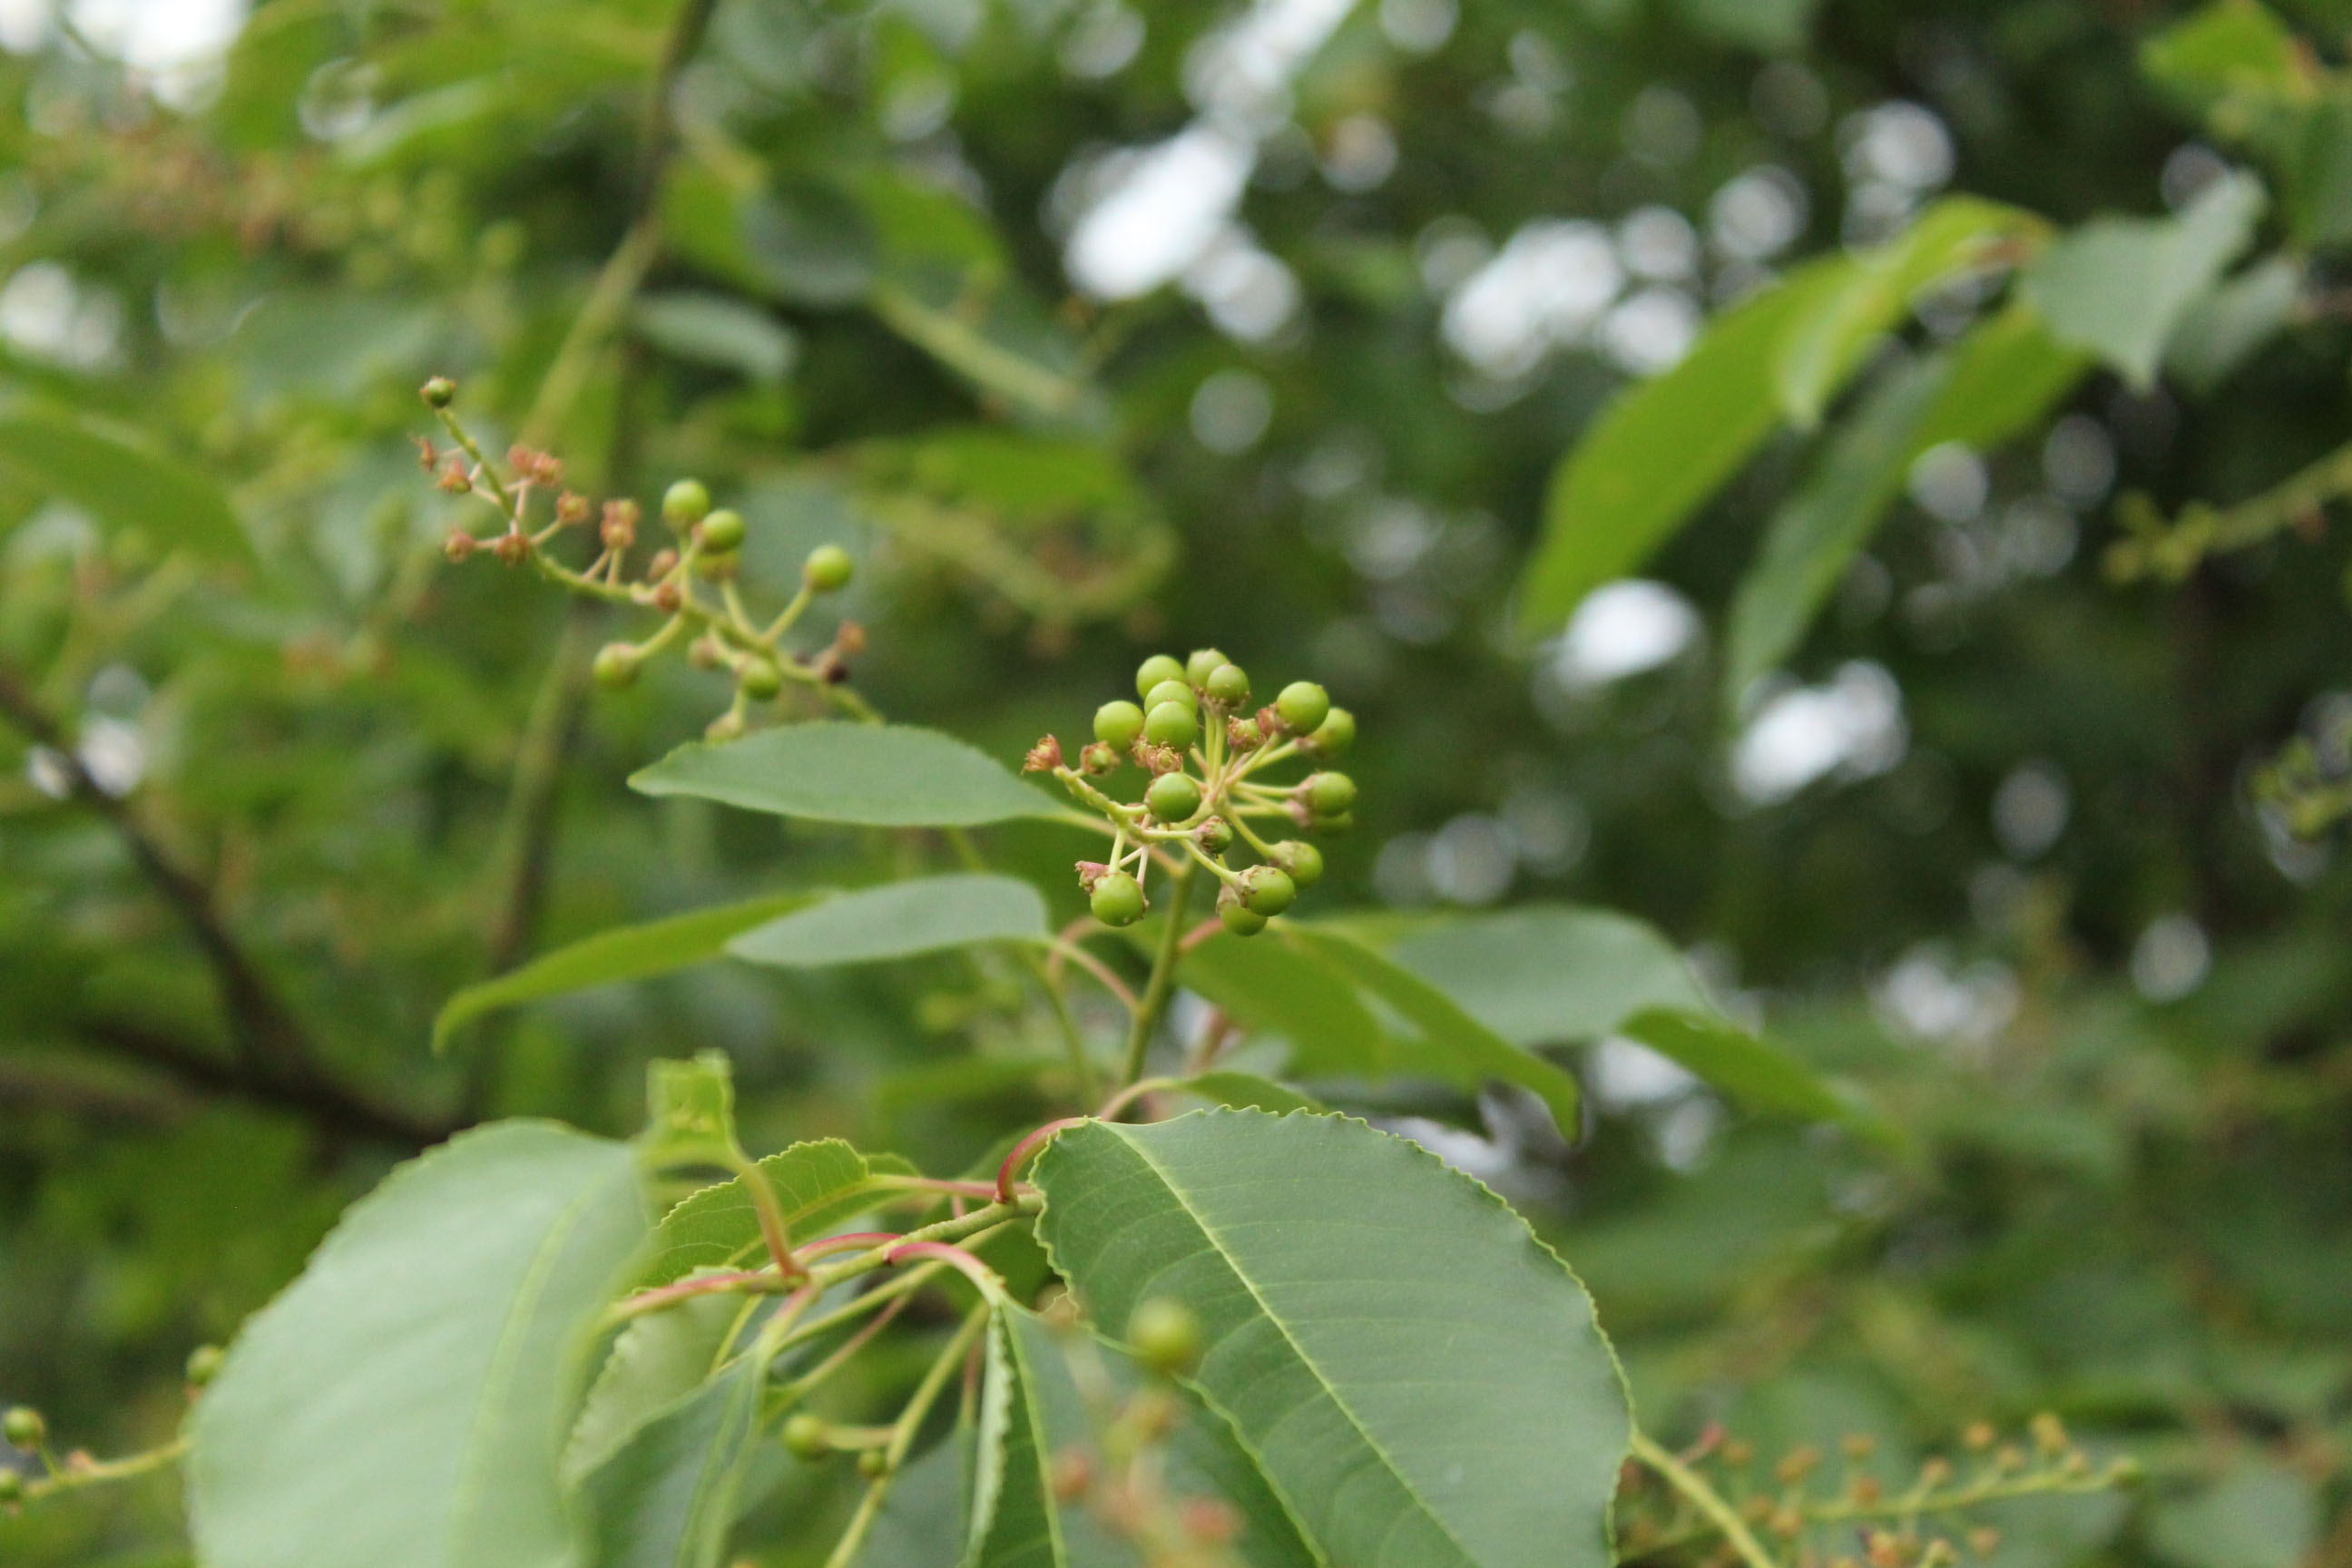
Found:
630,723 -> 1060,827
726,875 -> 1048,967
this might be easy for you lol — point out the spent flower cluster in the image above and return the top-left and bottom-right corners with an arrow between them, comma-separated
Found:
417,377 -> 870,739
1025,648 -> 1357,936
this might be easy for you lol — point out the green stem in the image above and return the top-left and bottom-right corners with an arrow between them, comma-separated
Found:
22,1436 -> 189,1502
1630,1431 -> 1780,1568
821,1308 -> 989,1568
1120,859 -> 1195,1086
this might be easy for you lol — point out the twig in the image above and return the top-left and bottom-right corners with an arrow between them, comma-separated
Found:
1630,1431 -> 1781,1568
1119,858 -> 1196,1086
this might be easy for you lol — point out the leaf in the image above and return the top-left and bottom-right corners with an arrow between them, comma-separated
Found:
0,404 -> 249,563
1288,926 -> 1583,1136
859,1429 -> 974,1568
1774,196 -> 2044,429
2164,254 -> 2303,393
1033,1111 -> 1632,1568
564,1289 -> 751,1485
1378,906 -> 1713,1045
1618,1008 -> 1897,1145
1180,1071 -> 1328,1115
2147,1457 -> 2319,1568
965,1307 -> 1321,1568
629,722 -> 1062,828
433,893 -> 818,1051
632,291 -> 797,385
633,1139 -> 916,1289
1161,923 -> 1392,1079
1514,258 -> 1847,636
2022,172 -> 2267,388
190,1122 -> 650,1568
642,1052 -> 749,1174
725,874 -> 1048,968
575,1348 -> 771,1568
2141,0 -> 2308,112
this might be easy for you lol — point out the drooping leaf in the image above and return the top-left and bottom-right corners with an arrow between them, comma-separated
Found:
1773,196 -> 2044,429
1726,305 -> 2087,704
190,1122 -> 650,1568
633,1139 -> 917,1289
433,893 -> 819,1051
575,1346 -> 772,1568
0,403 -> 250,562
1034,1111 -> 1632,1568
1172,923 -> 1393,1078
1514,256 -> 1847,636
1618,1008 -> 1898,1146
564,1287 -> 750,1485
1378,906 -> 1713,1045
2022,172 -> 2267,388
725,874 -> 1048,968
629,722 -> 1062,828
2165,254 -> 2303,393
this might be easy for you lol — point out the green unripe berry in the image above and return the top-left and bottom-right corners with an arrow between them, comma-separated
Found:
1204,662 -> 1250,707
738,658 -> 783,701
0,1467 -> 20,1502
1143,679 -> 1196,714
1240,866 -> 1297,916
782,1413 -> 830,1460
592,643 -> 640,690
1145,772 -> 1202,823
1135,653 -> 1186,698
1303,770 -> 1357,817
1307,706 -> 1356,755
1094,700 -> 1145,750
1275,681 -> 1329,735
419,375 -> 456,408
1144,701 -> 1199,750
698,507 -> 745,552
1219,898 -> 1268,936
662,477 -> 710,531
1311,811 -> 1354,835
3,1407 -> 43,1449
858,1448 -> 892,1478
1126,1298 -> 1202,1376
802,544 -> 854,593
1185,648 -> 1228,687
1196,816 -> 1233,854
1091,872 -> 1145,926
186,1345 -> 225,1387
1271,839 -> 1324,888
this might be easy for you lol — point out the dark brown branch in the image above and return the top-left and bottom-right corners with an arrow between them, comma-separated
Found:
69,1017 -> 452,1148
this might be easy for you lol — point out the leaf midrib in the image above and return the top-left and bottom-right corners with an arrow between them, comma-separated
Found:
1112,1125 -> 1480,1568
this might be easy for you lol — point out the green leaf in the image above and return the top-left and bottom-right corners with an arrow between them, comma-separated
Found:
629,722 -> 1062,828
564,1288 -> 750,1485
725,875 -> 1048,968
1378,906 -> 1713,1045
2141,1 -> 2310,117
1171,923 -> 1393,1079
632,291 -> 797,385
0,404 -> 250,563
859,1430 -> 973,1568
1774,196 -> 2043,429
642,1052 -> 749,1174
575,1347 -> 771,1568
1033,1111 -> 1632,1568
2164,254 -> 2303,393
966,1307 -> 1321,1568
633,1139 -> 916,1289
433,894 -> 818,1051
2023,172 -> 2267,389
1180,1071 -> 1329,1115
190,1122 -> 651,1568
1288,926 -> 1583,1135
1514,258 -> 1847,636
1617,1008 -> 1897,1145
2147,1456 -> 2319,1568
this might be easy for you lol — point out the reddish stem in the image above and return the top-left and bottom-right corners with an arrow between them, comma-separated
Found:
885,1240 -> 1001,1298
793,1230 -> 903,1266
997,1116 -> 1089,1201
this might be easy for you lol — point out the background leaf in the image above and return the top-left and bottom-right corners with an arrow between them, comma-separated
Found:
0,403 -> 250,562
629,723 -> 1062,827
1034,1111 -> 1632,1568
190,1122 -> 649,1568
725,875 -> 1048,968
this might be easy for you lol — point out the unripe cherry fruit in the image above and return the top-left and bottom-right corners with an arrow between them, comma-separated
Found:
420,376 -> 456,408
186,1345 -> 225,1387
3,1406 -> 43,1448
0,1468 -> 20,1501
1271,839 -> 1324,887
1240,866 -> 1296,916
698,507 -> 745,552
1307,706 -> 1356,755
662,477 -> 710,531
739,658 -> 784,701
803,544 -> 854,593
1134,653 -> 1186,698
1142,679 -> 1196,714
1126,1298 -> 1203,1376
1195,816 -> 1233,854
1218,897 -> 1267,936
1143,701 -> 1199,750
592,643 -> 640,690
1093,700 -> 1145,750
1204,662 -> 1250,707
1275,681 -> 1329,735
1091,871 -> 1145,926
858,1448 -> 891,1478
782,1414 -> 830,1460
1185,647 -> 1228,687
1303,770 -> 1357,817
1145,771 -> 1202,823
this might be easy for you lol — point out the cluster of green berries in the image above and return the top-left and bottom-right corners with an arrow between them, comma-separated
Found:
1024,647 -> 1357,938
422,378 -> 864,738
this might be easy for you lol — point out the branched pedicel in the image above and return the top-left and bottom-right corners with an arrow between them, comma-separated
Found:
416,376 -> 872,739
1025,648 -> 1357,936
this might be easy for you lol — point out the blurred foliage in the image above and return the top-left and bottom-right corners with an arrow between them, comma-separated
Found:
0,0 -> 2347,1563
